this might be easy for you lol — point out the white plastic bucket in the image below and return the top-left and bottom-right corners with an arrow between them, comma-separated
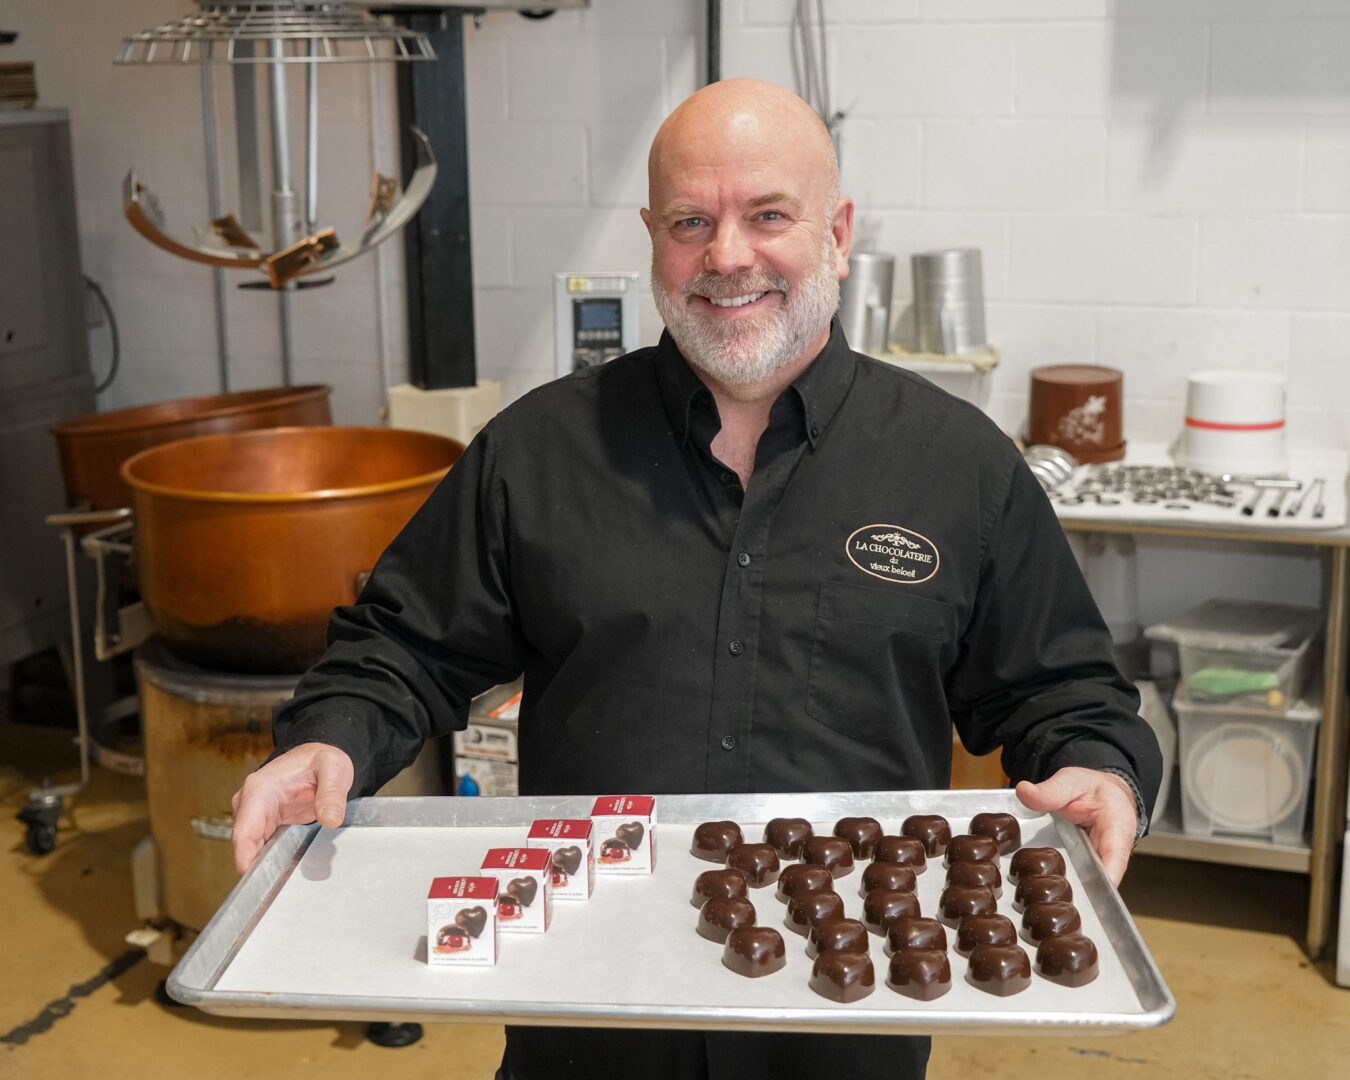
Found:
1175,370 -> 1286,476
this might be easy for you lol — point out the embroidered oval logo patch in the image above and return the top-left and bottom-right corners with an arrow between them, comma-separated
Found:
845,524 -> 940,585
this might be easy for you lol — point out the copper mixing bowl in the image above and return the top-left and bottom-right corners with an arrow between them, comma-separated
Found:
121,425 -> 464,674
50,384 -> 333,512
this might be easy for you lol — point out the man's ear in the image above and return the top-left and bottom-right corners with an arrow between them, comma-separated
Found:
831,196 -> 855,279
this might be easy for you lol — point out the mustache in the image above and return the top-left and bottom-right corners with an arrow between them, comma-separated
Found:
680,269 -> 789,301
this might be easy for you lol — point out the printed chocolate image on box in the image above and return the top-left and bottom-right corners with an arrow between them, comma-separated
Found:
481,847 -> 553,933
590,795 -> 658,874
525,819 -> 595,900
427,876 -> 498,966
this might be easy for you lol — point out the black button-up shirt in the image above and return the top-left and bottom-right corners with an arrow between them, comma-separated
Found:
273,322 -> 1159,810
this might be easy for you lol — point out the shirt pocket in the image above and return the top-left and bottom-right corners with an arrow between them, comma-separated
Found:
805,579 -> 958,744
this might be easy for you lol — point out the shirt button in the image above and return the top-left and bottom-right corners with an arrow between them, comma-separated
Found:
728,639 -> 744,656
810,424 -> 820,438
720,734 -> 737,751
720,471 -> 732,483
737,551 -> 751,567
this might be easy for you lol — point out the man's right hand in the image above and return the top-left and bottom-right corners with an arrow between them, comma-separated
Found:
230,742 -> 355,874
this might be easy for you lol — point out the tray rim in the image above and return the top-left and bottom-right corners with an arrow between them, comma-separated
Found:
168,789 -> 1177,1036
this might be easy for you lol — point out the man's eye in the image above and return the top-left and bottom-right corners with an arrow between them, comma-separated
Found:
676,217 -> 706,229
757,210 -> 783,222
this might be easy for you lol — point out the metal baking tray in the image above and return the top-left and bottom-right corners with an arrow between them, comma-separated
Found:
168,790 -> 1175,1035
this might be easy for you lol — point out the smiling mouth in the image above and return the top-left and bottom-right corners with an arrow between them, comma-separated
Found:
704,291 -> 769,308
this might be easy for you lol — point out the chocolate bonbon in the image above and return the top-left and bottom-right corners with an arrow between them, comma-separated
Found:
885,916 -> 947,955
901,815 -> 950,856
615,821 -> 645,850
886,947 -> 952,1001
872,835 -> 927,871
726,842 -> 781,887
859,861 -> 917,898
954,913 -> 1017,957
969,812 -> 1021,855
806,917 -> 869,958
1035,932 -> 1099,987
966,942 -> 1032,996
776,863 -> 834,903
697,897 -> 756,943
455,906 -> 487,939
1008,847 -> 1066,884
1021,900 -> 1082,944
722,925 -> 787,978
691,821 -> 743,863
506,877 -> 537,908
862,889 -> 920,935
945,858 -> 1002,897
763,817 -> 813,859
809,949 -> 875,1002
833,816 -> 884,858
937,884 -> 997,927
943,833 -> 1000,867
785,890 -> 844,935
600,838 -> 631,863
691,868 -> 750,909
551,846 -> 583,875
800,836 -> 854,878
1013,874 -> 1073,913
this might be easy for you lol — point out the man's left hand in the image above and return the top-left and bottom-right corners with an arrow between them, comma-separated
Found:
1014,767 -> 1138,886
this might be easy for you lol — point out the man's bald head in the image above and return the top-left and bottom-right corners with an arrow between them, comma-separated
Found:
640,78 -> 854,393
647,78 -> 839,216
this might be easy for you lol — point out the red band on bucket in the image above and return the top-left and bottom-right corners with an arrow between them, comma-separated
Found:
1184,417 -> 1284,432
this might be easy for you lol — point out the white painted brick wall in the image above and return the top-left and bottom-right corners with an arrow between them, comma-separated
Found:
13,0 -> 1350,461
922,120 -> 1105,210
1008,215 -> 1197,306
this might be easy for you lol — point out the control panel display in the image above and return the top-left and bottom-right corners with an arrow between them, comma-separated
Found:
554,272 -> 640,379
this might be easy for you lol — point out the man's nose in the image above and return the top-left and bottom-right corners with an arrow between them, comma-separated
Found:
704,221 -> 755,276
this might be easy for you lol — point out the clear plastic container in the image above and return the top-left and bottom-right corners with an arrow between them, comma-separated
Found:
1144,599 -> 1320,714
1174,690 -> 1319,846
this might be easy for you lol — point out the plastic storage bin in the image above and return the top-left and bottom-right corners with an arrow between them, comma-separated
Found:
1144,599 -> 1320,714
1174,690 -> 1319,846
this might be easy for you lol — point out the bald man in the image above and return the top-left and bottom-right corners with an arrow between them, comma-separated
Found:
233,79 -> 1160,1080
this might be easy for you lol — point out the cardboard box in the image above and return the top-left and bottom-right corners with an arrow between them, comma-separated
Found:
481,848 -> 553,933
590,795 -> 657,874
526,819 -> 595,900
427,876 -> 498,966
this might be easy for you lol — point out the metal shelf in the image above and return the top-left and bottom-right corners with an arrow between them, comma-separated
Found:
1053,507 -> 1349,957
1136,805 -> 1312,874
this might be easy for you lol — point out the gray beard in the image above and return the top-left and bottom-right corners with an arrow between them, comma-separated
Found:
651,243 -> 840,386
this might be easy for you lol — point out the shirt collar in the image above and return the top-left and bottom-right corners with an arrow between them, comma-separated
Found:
653,319 -> 857,450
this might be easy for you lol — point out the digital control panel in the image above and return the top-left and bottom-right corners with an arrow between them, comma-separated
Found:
553,272 -> 640,379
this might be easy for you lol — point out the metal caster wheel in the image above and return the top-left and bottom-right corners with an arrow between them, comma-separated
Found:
365,1021 -> 423,1048
24,820 -> 58,855
17,793 -> 63,855
155,979 -> 186,1008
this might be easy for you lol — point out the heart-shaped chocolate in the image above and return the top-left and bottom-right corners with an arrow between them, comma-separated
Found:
552,845 -> 583,874
616,822 -> 645,850
507,876 -> 538,907
455,905 -> 487,938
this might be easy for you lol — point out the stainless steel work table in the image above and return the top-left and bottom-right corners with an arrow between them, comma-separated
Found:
1056,513 -> 1350,958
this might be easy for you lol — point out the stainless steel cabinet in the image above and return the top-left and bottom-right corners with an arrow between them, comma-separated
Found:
0,108 -> 95,669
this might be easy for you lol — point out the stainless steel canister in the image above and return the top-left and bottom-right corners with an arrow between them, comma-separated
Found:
837,252 -> 895,354
911,248 -> 986,355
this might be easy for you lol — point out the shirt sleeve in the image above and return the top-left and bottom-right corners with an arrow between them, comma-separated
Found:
267,423 -> 527,796
945,452 -> 1164,818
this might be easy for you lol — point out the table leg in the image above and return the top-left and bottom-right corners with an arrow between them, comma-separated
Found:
1307,546 -> 1350,957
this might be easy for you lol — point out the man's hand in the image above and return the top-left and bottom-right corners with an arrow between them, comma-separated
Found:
1014,767 -> 1138,886
230,742 -> 355,874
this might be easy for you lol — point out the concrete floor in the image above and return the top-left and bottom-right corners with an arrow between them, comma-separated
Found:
4,715 -> 1350,1079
